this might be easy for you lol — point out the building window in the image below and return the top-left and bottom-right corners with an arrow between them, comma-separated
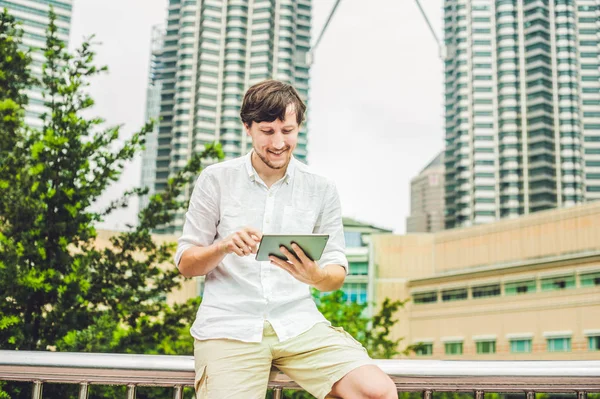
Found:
547,337 -> 571,352
510,339 -> 532,353
341,282 -> 368,305
472,284 -> 501,299
505,280 -> 536,295
580,271 -> 600,287
441,288 -> 468,302
344,231 -> 364,248
415,343 -> 433,356
541,275 -> 575,291
589,336 -> 600,351
348,261 -> 368,276
413,291 -> 438,304
476,340 -> 496,354
445,342 -> 463,355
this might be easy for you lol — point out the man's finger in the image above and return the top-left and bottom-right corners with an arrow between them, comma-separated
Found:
232,236 -> 249,256
238,230 -> 258,254
228,241 -> 245,257
291,243 -> 311,264
244,227 -> 263,241
270,256 -> 295,275
280,245 -> 300,266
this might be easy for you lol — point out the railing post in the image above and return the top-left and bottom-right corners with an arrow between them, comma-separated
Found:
273,387 -> 283,399
126,384 -> 136,399
78,382 -> 89,399
423,389 -> 433,399
527,391 -> 535,399
475,390 -> 484,399
31,381 -> 43,399
173,385 -> 183,399
578,392 -> 587,399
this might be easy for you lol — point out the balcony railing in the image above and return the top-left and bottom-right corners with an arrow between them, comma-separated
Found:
1,350 -> 600,399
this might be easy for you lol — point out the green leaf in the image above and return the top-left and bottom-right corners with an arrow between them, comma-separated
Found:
31,141 -> 45,159
30,162 -> 45,176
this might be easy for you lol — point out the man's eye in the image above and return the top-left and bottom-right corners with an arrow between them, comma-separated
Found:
283,130 -> 293,134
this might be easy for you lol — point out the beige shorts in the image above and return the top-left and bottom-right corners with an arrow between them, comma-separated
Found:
193,321 -> 375,399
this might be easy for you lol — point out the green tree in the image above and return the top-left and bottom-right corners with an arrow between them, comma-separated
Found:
0,8 -> 222,399
0,9 -> 35,399
317,291 -> 413,358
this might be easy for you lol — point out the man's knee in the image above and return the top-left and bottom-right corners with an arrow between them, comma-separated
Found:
359,376 -> 397,399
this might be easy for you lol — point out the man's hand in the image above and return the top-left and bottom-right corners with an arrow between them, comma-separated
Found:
269,243 -> 328,286
219,227 -> 262,257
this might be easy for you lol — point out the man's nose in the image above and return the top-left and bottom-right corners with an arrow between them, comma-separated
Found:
272,132 -> 285,149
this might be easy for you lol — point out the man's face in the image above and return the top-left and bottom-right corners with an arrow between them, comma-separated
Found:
245,105 -> 299,170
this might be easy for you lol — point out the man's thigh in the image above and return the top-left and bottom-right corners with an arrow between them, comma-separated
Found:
194,338 -> 273,399
273,323 -> 375,399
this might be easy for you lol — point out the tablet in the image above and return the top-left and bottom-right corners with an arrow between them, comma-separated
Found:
255,234 -> 329,262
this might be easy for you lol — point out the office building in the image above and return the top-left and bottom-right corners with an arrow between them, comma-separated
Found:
142,0 -> 312,233
1,0 -> 73,129
372,201 -> 600,360
406,151 -> 445,233
340,217 -> 391,315
140,26 -> 165,212
443,0 -> 600,229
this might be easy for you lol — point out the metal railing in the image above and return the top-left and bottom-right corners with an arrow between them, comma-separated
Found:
1,350 -> 600,398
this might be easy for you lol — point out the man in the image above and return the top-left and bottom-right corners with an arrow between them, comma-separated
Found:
175,80 -> 396,399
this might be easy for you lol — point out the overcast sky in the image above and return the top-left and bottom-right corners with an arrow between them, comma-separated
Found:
70,0 -> 443,234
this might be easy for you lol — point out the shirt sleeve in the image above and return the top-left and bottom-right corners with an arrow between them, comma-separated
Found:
173,169 -> 219,268
314,180 -> 349,273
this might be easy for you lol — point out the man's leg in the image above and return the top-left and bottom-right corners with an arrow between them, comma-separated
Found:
273,322 -> 396,399
328,364 -> 397,399
194,337 -> 273,399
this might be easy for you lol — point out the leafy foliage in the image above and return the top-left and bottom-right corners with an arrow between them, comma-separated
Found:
0,8 -> 222,399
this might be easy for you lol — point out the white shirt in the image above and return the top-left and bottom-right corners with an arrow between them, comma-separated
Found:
174,151 -> 348,343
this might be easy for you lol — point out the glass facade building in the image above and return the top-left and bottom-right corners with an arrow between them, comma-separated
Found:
142,0 -> 312,233
0,0 -> 73,129
443,0 -> 600,229
140,26 -> 165,212
340,218 -> 391,312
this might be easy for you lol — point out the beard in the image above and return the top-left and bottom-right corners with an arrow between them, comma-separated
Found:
254,146 -> 292,170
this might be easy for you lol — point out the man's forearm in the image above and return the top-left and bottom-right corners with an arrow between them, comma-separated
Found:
178,243 -> 226,278
312,264 -> 346,292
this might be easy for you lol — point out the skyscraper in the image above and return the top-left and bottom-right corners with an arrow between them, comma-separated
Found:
443,0 -> 600,229
140,25 -> 165,213
406,151 -> 445,233
144,0 -> 312,233
1,0 -> 73,130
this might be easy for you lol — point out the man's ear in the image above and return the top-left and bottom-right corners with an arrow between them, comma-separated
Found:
244,122 -> 251,136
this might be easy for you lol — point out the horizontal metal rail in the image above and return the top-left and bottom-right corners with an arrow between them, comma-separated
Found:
1,350 -> 600,398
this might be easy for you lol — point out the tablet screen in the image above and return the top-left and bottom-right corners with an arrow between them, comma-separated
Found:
255,234 -> 329,262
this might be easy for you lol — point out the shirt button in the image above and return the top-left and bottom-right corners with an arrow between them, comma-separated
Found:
265,218 -> 271,224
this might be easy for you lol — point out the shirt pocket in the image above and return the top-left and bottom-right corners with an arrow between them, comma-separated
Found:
281,206 -> 316,234
217,205 -> 246,238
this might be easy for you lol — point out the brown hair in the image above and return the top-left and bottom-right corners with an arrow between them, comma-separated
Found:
240,80 -> 306,127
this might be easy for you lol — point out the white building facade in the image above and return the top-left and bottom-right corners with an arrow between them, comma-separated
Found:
443,0 -> 600,229
1,0 -> 73,130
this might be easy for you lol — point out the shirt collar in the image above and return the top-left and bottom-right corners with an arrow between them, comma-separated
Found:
245,150 -> 295,185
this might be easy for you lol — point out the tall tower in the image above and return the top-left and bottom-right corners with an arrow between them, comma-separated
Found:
1,0 -> 73,130
140,25 -> 165,213
144,0 -> 312,233
443,0 -> 600,229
